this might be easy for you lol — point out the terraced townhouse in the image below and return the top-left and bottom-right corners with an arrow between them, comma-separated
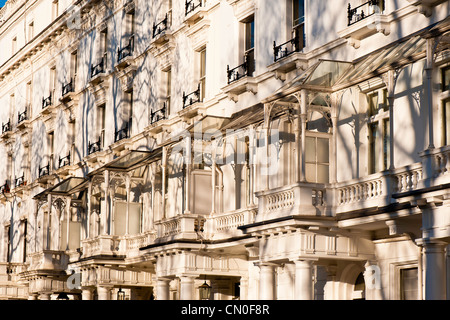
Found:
0,0 -> 449,300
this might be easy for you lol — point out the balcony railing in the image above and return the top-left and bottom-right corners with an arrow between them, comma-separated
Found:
114,124 -> 129,142
15,175 -> 26,188
183,84 -> 201,108
153,13 -> 170,38
91,56 -> 105,78
151,104 -> 167,124
273,33 -> 300,62
61,78 -> 74,96
58,153 -> 70,169
18,109 -> 27,124
38,163 -> 50,178
185,0 -> 205,15
1,120 -> 11,134
227,53 -> 254,84
0,182 -> 10,194
88,136 -> 102,155
347,0 -> 385,26
42,94 -> 52,109
118,35 -> 135,63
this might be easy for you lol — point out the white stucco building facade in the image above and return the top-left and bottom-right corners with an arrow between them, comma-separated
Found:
0,0 -> 449,300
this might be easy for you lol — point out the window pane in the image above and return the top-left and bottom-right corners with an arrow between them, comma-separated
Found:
445,99 -> 450,145
317,138 -> 329,164
293,0 -> 305,26
317,164 -> 329,183
305,137 -> 316,163
368,93 -> 378,116
305,163 -> 316,182
383,119 -> 390,170
443,67 -> 450,92
369,122 -> 379,174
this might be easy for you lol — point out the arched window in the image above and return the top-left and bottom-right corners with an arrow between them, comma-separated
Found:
353,272 -> 366,300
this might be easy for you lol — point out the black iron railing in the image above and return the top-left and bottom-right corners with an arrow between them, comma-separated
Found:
185,0 -> 204,16
88,136 -> 102,155
151,104 -> 167,124
347,0 -> 384,26
153,13 -> 170,38
18,109 -> 27,124
183,84 -> 201,108
273,32 -> 300,62
42,94 -> 52,109
0,182 -> 10,194
2,120 -> 11,134
58,153 -> 71,169
91,57 -> 105,78
118,35 -> 135,63
38,163 -> 50,178
15,175 -> 25,188
62,79 -> 74,96
227,53 -> 254,84
114,124 -> 129,142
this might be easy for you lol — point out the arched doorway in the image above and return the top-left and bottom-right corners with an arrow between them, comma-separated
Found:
352,272 -> 365,300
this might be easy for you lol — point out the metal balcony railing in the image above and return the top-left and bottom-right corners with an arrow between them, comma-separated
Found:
273,32 -> 300,62
183,84 -> 201,108
42,94 -> 52,109
185,0 -> 204,16
151,104 -> 167,124
347,0 -> 385,26
15,175 -> 25,188
114,124 -> 129,143
2,120 -> 11,134
38,163 -> 50,178
227,51 -> 254,84
88,136 -> 102,155
58,153 -> 70,169
118,35 -> 135,63
18,109 -> 27,124
62,79 -> 74,96
0,182 -> 10,194
153,13 -> 170,38
91,56 -> 105,78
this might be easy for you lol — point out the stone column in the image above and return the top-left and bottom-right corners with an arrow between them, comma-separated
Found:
28,293 -> 38,300
422,240 -> 447,300
258,263 -> 276,300
81,287 -> 94,300
97,286 -> 112,300
156,278 -> 171,300
39,292 -> 51,300
180,276 -> 195,300
293,259 -> 314,300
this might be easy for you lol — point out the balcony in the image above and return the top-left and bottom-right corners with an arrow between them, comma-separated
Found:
183,84 -> 202,109
60,78 -> 75,102
15,175 -> 26,188
338,0 -> 390,48
205,207 -> 257,240
223,53 -> 257,102
81,235 -> 122,258
150,103 -> 167,125
17,109 -> 29,130
41,94 -> 54,115
114,124 -> 130,143
0,182 -> 10,194
152,13 -> 173,46
268,29 -> 308,81
38,163 -> 50,178
256,182 -> 328,222
155,214 -> 206,242
116,35 -> 135,69
1,119 -> 12,139
90,56 -> 107,85
28,250 -> 69,272
184,0 -> 208,26
58,153 -> 71,169
88,136 -> 102,155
